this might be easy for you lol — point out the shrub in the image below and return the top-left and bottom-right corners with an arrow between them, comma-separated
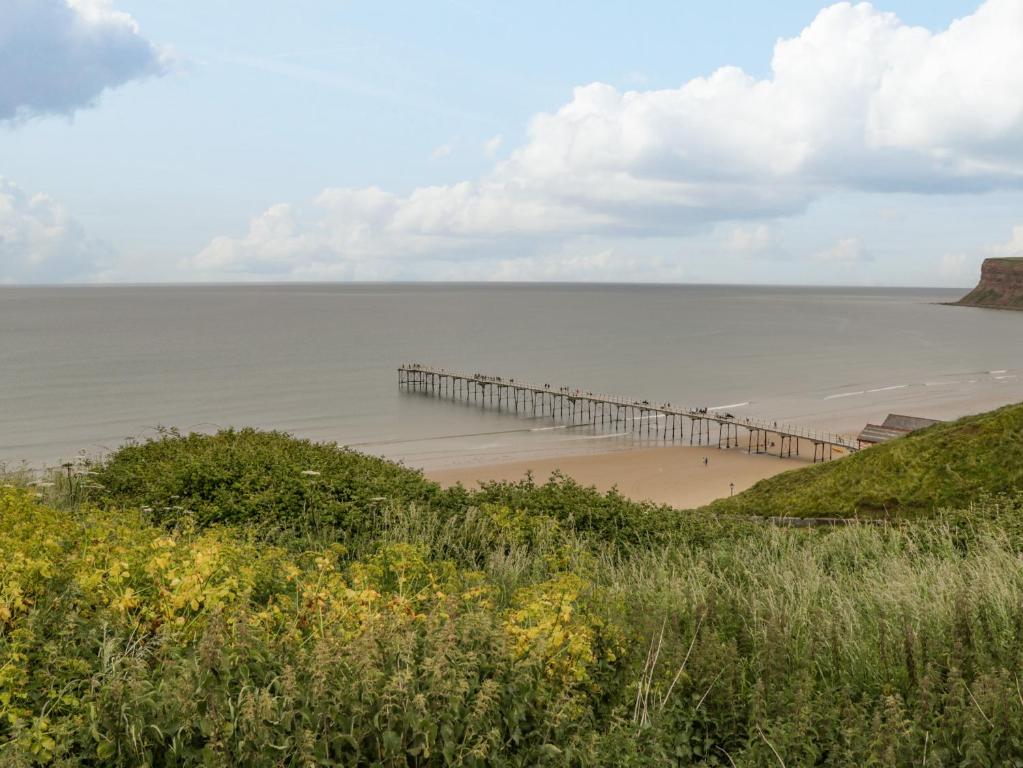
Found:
0,489 -> 629,766
93,428 -> 442,541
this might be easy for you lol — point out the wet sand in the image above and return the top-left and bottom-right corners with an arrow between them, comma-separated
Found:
426,443 -> 812,509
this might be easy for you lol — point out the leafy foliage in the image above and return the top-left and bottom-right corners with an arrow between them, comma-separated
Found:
93,427 -> 442,540
93,430 -> 690,549
0,488 -> 621,765
7,415 -> 1023,764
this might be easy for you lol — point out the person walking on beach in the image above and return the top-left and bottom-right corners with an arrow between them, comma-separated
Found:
703,456 -> 708,467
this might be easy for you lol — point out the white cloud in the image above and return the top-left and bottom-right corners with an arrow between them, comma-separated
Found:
725,224 -> 784,256
0,0 -> 167,121
811,237 -> 871,264
0,178 -> 110,282
938,252 -> 974,283
483,134 -> 503,159
937,225 -> 1023,286
430,142 -> 453,160
193,0 -> 1023,280
990,224 -> 1023,256
867,0 -> 1023,169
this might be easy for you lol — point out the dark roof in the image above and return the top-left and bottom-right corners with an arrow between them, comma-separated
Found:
858,414 -> 942,445
880,414 -> 942,432
857,424 -> 909,445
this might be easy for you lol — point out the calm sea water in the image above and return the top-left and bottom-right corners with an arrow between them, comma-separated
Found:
2,283 -> 1022,469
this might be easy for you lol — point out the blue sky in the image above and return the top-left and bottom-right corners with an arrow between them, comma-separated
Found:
1,0 -> 1021,285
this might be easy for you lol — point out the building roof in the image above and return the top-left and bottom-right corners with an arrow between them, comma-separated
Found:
857,414 -> 942,445
880,414 -> 942,432
857,424 -> 910,445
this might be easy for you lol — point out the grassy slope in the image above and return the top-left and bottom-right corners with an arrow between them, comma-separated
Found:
12,421 -> 1023,762
957,286 -> 1023,309
701,401 -> 1023,519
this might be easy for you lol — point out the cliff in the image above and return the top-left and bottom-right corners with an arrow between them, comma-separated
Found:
956,257 -> 1023,310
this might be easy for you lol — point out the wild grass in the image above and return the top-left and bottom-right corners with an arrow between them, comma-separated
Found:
703,401 -> 1023,519
5,426 -> 1023,764
6,482 -> 1023,765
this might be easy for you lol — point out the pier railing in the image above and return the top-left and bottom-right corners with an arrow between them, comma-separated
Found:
398,365 -> 858,461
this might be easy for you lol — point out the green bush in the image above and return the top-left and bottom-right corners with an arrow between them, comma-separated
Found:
93,428 -> 443,541
92,429 -> 692,553
0,489 -> 623,766
6,484 -> 1023,765
11,414 -> 1023,765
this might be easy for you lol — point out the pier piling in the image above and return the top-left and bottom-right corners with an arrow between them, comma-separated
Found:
398,365 -> 857,460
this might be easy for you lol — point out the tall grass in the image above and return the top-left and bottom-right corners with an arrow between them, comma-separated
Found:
6,486 -> 1023,764
705,401 -> 1023,519
7,426 -> 1023,764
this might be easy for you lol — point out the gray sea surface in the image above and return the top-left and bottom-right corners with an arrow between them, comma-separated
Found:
2,283 -> 1022,469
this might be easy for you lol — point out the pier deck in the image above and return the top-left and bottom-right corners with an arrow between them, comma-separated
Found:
398,365 -> 858,461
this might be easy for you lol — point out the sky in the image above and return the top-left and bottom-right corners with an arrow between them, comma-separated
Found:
1,0 -> 1022,286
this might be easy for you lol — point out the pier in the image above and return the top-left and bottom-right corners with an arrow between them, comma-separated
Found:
398,365 -> 858,461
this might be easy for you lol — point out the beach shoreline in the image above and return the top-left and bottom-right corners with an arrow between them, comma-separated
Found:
425,442 -> 810,509
420,383 -> 1023,508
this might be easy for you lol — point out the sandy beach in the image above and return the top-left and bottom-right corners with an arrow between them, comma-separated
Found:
423,376 -> 1022,508
426,443 -> 813,509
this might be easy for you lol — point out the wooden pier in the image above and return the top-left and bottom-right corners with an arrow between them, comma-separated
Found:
398,365 -> 858,461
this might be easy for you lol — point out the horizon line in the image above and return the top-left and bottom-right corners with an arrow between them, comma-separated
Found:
0,280 -> 972,291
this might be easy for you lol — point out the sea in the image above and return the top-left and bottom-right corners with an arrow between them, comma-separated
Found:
3,283 -> 1023,469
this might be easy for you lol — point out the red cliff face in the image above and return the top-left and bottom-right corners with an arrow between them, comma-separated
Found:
957,258 -> 1023,310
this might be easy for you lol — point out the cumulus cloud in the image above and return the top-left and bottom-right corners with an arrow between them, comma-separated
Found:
0,178 -> 110,282
937,225 -> 1023,286
430,142 -> 453,160
990,224 -> 1023,256
811,237 -> 871,264
725,224 -> 784,256
938,252 -> 974,284
0,0 -> 167,121
483,134 -> 503,159
192,0 -> 1023,279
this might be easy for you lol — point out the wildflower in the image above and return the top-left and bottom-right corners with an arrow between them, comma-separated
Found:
300,470 -> 321,476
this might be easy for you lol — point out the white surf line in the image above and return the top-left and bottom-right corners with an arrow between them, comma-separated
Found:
630,412 -> 667,422
995,375 -> 1018,380
824,391 -> 865,400
349,426 -> 540,447
708,401 -> 750,411
562,432 -> 631,441
530,425 -> 569,432
867,384 -> 909,393
991,369 -> 1008,374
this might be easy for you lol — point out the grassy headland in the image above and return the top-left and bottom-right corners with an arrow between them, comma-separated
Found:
956,256 -> 1023,310
704,401 -> 1023,520
2,411 -> 1023,765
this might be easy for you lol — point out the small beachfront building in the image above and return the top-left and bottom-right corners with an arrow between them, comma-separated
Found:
856,413 -> 941,448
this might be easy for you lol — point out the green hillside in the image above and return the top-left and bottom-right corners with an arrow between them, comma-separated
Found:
7,415 -> 1023,764
702,401 -> 1023,519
